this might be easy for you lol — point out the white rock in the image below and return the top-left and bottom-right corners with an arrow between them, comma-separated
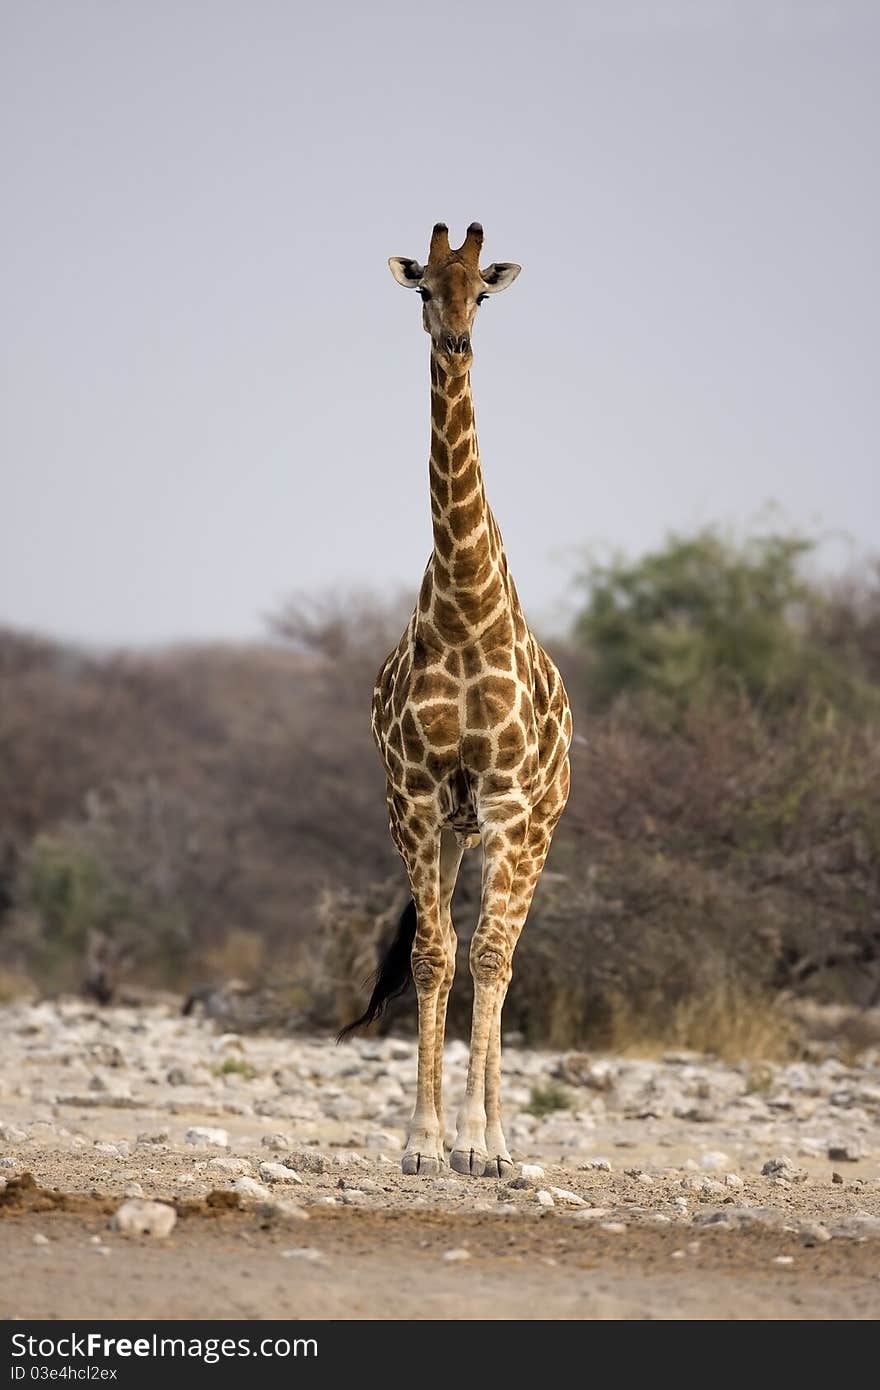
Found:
761,1155 -> 806,1182
136,1129 -> 169,1145
0,1124 -> 28,1143
185,1126 -> 229,1148
600,1221 -> 627,1233
535,1189 -> 555,1207
232,1176 -> 273,1201
700,1151 -> 730,1171
113,1200 -> 177,1239
443,1248 -> 472,1262
828,1142 -> 865,1163
208,1156 -> 253,1176
363,1131 -> 402,1150
123,1183 -> 144,1199
288,1150 -> 328,1174
280,1247 -> 323,1262
259,1162 -> 303,1185
572,1207 -> 611,1220
261,1133 -> 291,1151
520,1163 -> 545,1180
32,1233 -> 50,1246
549,1186 -> 587,1207
772,1255 -> 794,1266
263,1196 -> 309,1223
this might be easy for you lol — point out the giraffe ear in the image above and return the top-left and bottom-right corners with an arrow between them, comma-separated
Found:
479,262 -> 521,294
388,257 -> 425,288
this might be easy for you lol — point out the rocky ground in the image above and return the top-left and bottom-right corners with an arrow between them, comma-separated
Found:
1,998 -> 879,1320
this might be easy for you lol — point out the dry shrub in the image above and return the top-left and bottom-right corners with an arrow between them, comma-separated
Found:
2,549 -> 879,1060
599,983 -> 795,1061
200,930 -> 267,983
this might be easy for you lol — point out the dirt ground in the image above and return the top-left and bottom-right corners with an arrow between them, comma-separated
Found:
1,999 -> 878,1320
2,1198 -> 880,1320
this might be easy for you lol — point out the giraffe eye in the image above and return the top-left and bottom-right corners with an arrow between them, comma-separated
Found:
418,287 -> 432,302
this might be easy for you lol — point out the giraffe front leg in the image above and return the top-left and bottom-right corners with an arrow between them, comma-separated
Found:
399,823 -> 448,1177
483,985 -> 515,1178
451,807 -> 526,1177
481,768 -> 570,1176
403,979 -> 446,1175
432,830 -> 463,1150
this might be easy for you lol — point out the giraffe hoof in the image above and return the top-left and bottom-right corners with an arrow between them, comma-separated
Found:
450,1148 -> 487,1178
401,1151 -> 442,1176
484,1156 -> 516,1180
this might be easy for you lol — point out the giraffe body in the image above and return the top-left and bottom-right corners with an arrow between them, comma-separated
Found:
348,223 -> 571,1177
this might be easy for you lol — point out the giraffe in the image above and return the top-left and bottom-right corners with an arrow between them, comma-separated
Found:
340,221 -> 572,1179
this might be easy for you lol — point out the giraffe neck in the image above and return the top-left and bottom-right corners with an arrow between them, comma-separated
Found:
423,356 -> 510,644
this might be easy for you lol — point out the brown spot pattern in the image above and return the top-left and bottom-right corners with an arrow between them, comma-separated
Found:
370,356 -> 572,964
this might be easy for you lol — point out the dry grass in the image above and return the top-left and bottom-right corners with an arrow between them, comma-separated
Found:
0,965 -> 36,1004
599,984 -> 797,1062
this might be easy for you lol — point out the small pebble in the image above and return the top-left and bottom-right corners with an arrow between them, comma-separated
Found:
113,1200 -> 177,1239
185,1126 -> 229,1149
549,1186 -> 587,1207
259,1162 -> 303,1185
700,1151 -> 730,1171
232,1177 -> 273,1201
261,1134 -> 292,1151
828,1143 -> 863,1163
443,1248 -> 471,1262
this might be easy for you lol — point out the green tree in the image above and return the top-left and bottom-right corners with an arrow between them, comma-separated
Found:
573,529 -> 874,716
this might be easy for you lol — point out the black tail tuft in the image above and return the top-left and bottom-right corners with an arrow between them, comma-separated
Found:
336,899 -> 416,1043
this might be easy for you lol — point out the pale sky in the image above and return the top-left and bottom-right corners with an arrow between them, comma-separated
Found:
1,1 -> 878,645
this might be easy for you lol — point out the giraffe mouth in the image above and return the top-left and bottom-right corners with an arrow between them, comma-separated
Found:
433,345 -> 473,375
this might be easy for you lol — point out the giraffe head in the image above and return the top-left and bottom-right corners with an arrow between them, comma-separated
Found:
389,223 -> 521,375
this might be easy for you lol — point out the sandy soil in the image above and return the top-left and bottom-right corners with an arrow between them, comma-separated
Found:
1,999 -> 878,1320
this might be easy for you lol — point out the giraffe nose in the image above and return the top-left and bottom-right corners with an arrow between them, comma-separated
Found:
445,334 -> 471,355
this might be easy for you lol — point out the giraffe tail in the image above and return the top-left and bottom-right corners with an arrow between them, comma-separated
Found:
336,899 -> 416,1042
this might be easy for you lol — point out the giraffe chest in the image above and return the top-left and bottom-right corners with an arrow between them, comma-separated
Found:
373,640 -> 540,806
